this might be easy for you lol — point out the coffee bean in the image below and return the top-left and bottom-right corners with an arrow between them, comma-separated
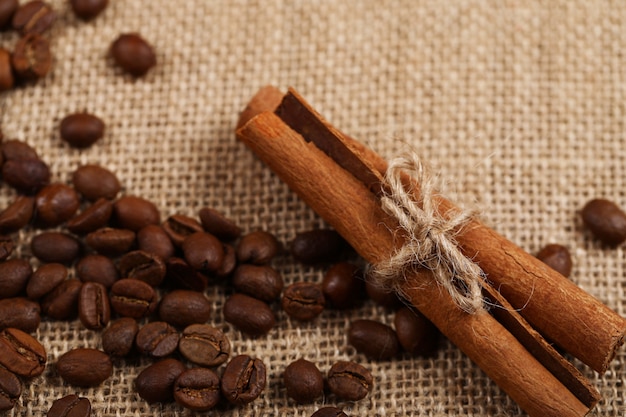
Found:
109,278 -> 157,318
223,293 -> 275,336
118,250 -> 166,287
322,262 -> 365,309
348,319 -> 400,360
327,361 -> 372,401
0,140 -> 38,161
283,358 -> 323,404
182,232 -> 224,273
11,34 -> 52,81
158,289 -> 211,328
113,195 -> 160,231
215,243 -> 237,278
78,282 -> 110,330
178,323 -> 230,367
46,394 -> 91,417
85,227 -> 135,256
31,232 -> 81,264
40,279 -> 82,320
365,274 -> 401,309
0,297 -> 40,333
135,321 -> 179,358
0,195 -> 34,233
0,48 -> 13,92
311,407 -> 349,417
198,207 -> 241,241
59,113 -> 105,149
72,164 -> 121,201
135,358 -> 186,404
0,327 -> 46,377
221,355 -> 266,405
2,158 -> 50,194
0,0 -> 17,29
165,257 -> 208,292
70,0 -> 107,20
162,214 -> 203,247
0,367 -> 20,412
536,244 -> 573,278
137,225 -> 175,260
75,254 -> 119,288
394,307 -> 439,357
582,198 -> 626,246
110,33 -> 156,77
0,235 -> 13,261
236,230 -> 281,265
174,367 -> 221,411
11,1 -> 56,35
232,264 -> 283,302
26,263 -> 67,300
35,183 -> 81,227
102,317 -> 138,357
56,348 -> 112,387
0,258 -> 31,298
282,282 -> 325,321
66,198 -> 113,235
290,229 -> 348,264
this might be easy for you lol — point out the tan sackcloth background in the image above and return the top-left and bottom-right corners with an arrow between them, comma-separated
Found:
1,0 -> 626,415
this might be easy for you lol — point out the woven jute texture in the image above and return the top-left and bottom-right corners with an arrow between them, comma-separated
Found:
1,0 -> 626,415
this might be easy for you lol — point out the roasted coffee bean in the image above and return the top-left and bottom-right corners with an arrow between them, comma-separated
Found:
0,48 -> 13,92
223,293 -> 275,336
221,355 -> 266,405
322,262 -> 365,309
158,289 -> 211,328
110,33 -> 156,77
135,321 -> 179,358
178,324 -> 230,367
365,274 -> 402,309
174,367 -> 221,411
70,0 -> 107,20
118,250 -> 166,287
135,358 -> 186,404
0,327 -> 46,377
283,358 -> 324,404
0,0 -> 18,29
31,232 -> 81,264
75,254 -> 119,288
0,235 -> 13,261
290,229 -> 348,264
102,317 -> 138,357
59,113 -> 105,149
536,244 -> 573,278
0,258 -> 31,298
46,394 -> 91,417
199,207 -> 241,241
348,319 -> 400,360
11,1 -> 56,34
56,348 -> 112,387
236,230 -> 280,265
66,198 -> 113,235
582,198 -> 626,246
137,225 -> 175,260
216,243 -> 237,278
232,264 -> 283,302
0,140 -> 38,161
2,158 -> 50,194
72,165 -> 121,201
282,282 -> 325,321
35,183 -> 81,227
394,307 -> 439,357
85,227 -> 135,256
0,195 -> 34,233
40,279 -> 82,320
78,282 -> 110,330
165,257 -> 208,291
182,232 -> 224,273
162,214 -> 203,247
26,263 -> 67,300
0,297 -> 40,332
109,278 -> 157,318
311,407 -> 349,417
0,366 -> 20,411
11,34 -> 52,81
327,361 -> 372,401
113,195 -> 160,231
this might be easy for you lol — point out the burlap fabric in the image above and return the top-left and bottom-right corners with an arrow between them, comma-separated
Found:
1,0 -> 625,415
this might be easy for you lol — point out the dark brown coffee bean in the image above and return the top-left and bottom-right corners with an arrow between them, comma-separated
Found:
35,183 -> 80,227
236,230 -> 280,265
40,279 -> 82,320
174,367 -> 220,411
365,274 -> 402,309
348,319 -> 400,360
0,297 -> 40,332
0,235 -> 13,261
110,33 -> 156,77
59,113 -> 105,148
322,262 -> 365,309
135,358 -> 186,404
56,348 -> 112,387
232,264 -> 283,302
283,358 -> 323,404
31,232 -> 81,264
0,0 -> 18,29
137,225 -> 175,260
0,140 -> 38,161
162,214 -> 203,247
118,250 -> 166,287
327,361 -> 372,401
0,327 -> 46,377
26,263 -> 67,300
536,244 -> 573,278
178,324 -> 230,367
85,227 -> 135,256
0,366 -> 20,411
113,195 -> 160,231
2,158 -> 50,194
223,293 -> 275,336
11,1 -> 55,34
165,257 -> 208,292
290,229 -> 348,264
78,282 -> 110,330
582,198 -> 626,246
221,355 -> 266,405
66,198 -> 113,235
216,243 -> 237,278
101,317 -> 137,357
135,321 -> 179,358
182,232 -> 224,273
46,394 -> 91,417
311,407 -> 349,417
394,307 -> 439,357
0,48 -> 13,92
11,34 -> 52,81
0,259 -> 31,298
0,195 -> 34,233
109,278 -> 157,318
72,165 -> 121,202
282,282 -> 325,321
198,207 -> 241,241
158,289 -> 211,328
70,0 -> 107,20
75,254 -> 118,287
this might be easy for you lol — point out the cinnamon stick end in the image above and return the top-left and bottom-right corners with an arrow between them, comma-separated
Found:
236,85 -> 284,130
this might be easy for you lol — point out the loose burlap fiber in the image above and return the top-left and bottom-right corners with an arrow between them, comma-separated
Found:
1,0 -> 626,415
